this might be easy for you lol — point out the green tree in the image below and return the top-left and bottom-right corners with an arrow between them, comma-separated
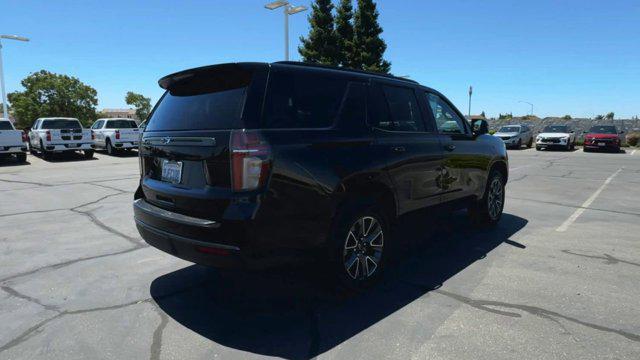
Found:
480,111 -> 486,118
7,70 -> 97,128
298,0 -> 338,65
605,112 -> 614,120
125,92 -> 152,121
335,0 -> 356,68
353,0 -> 391,73
562,115 -> 572,120
595,114 -> 604,120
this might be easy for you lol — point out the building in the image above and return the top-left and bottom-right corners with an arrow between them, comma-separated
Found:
101,108 -> 137,120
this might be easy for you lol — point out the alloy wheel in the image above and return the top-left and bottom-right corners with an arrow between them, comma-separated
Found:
487,176 -> 504,220
343,216 -> 384,280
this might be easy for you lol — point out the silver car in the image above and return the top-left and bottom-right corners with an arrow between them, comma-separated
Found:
493,124 -> 533,149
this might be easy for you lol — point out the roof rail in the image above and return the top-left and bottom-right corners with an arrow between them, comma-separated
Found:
274,61 -> 418,84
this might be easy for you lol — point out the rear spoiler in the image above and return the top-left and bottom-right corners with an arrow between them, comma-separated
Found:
158,62 -> 268,90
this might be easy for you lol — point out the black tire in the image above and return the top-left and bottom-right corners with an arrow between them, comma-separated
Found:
84,150 -> 94,159
16,152 -> 27,163
536,146 -> 542,151
516,139 -> 522,149
469,169 -> 505,227
106,139 -> 115,155
41,141 -> 52,160
29,144 -> 37,155
328,199 -> 388,292
527,137 -> 533,148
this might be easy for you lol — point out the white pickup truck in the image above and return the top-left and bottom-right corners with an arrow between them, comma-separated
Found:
28,117 -> 95,159
90,118 -> 140,155
0,118 -> 28,163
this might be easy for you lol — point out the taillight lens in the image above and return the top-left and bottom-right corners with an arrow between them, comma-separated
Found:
46,130 -> 51,142
91,131 -> 95,140
22,132 -> 27,142
115,130 -> 120,140
230,130 -> 271,192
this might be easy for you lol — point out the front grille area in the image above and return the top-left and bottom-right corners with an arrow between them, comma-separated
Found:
542,137 -> 561,143
500,136 -> 511,140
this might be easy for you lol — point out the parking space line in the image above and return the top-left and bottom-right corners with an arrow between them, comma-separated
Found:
556,168 -> 622,232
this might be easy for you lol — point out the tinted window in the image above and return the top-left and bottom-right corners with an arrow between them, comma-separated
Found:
426,93 -> 467,134
146,67 -> 252,131
0,121 -> 14,130
91,120 -> 104,129
106,120 -> 138,129
41,119 -> 82,129
543,125 -> 569,133
380,85 -> 424,132
338,82 -> 367,129
262,70 -> 347,129
588,126 -> 617,134
499,126 -> 520,132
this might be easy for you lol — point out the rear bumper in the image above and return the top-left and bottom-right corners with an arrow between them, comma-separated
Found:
0,145 -> 27,154
45,142 -> 95,152
133,199 -> 296,269
114,141 -> 139,149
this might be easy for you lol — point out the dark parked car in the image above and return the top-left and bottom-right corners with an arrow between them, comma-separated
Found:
583,125 -> 624,152
133,62 -> 508,289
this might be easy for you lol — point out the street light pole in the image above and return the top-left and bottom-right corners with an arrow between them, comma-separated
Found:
468,86 -> 472,118
0,35 -> 29,120
265,1 -> 307,61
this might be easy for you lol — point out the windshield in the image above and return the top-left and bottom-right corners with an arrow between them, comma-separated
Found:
41,119 -> 82,129
588,126 -> 617,134
542,125 -> 568,133
0,121 -> 14,130
106,120 -> 138,129
499,126 -> 520,132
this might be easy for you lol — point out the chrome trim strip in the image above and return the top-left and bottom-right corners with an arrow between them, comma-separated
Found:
133,199 -> 221,229
135,218 -> 239,251
142,137 -> 216,146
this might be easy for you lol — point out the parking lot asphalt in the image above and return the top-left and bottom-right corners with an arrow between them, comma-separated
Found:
0,147 -> 639,360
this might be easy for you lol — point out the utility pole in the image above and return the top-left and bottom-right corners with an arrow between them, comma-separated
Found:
468,86 -> 472,118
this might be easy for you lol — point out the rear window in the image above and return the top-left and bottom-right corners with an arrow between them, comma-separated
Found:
41,119 -> 82,129
146,67 -> 252,131
262,70 -> 348,129
588,126 -> 617,134
0,121 -> 14,130
106,120 -> 138,129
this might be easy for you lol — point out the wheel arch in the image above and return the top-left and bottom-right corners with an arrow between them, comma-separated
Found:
489,159 -> 508,183
333,176 -> 398,224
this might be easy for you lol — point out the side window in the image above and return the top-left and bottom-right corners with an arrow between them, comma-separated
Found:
382,85 -> 424,132
426,93 -> 467,135
33,120 -> 41,129
338,82 -> 367,129
262,70 -> 348,129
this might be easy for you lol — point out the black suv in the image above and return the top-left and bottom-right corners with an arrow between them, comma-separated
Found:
133,62 -> 508,288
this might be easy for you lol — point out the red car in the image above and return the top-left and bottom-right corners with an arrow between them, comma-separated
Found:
583,125 -> 624,152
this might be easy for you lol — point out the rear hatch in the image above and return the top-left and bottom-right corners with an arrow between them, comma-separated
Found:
0,121 -> 23,148
139,63 -> 269,221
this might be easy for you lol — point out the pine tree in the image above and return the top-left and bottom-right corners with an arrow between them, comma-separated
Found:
353,0 -> 391,73
298,0 -> 338,65
335,0 -> 355,68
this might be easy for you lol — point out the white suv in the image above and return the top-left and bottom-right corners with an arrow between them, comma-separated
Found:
28,117 -> 95,159
536,125 -> 576,151
90,118 -> 140,155
0,118 -> 28,162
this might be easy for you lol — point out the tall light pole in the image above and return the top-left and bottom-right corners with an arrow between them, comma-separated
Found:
468,86 -> 473,118
264,1 -> 308,61
0,35 -> 29,120
519,100 -> 533,116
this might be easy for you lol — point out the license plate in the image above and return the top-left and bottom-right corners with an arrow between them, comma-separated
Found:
598,142 -> 605,146
161,160 -> 183,184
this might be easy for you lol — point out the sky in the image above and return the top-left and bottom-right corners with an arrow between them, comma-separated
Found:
1,0 -> 639,118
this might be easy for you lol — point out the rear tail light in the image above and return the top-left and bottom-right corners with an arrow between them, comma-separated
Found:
115,130 -> 120,140
46,130 -> 51,142
91,131 -> 95,140
230,130 -> 271,192
22,132 -> 28,142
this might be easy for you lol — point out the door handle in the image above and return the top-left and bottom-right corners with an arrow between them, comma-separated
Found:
392,146 -> 406,153
444,144 -> 456,151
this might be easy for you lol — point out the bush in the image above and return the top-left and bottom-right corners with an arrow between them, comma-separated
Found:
626,132 -> 640,147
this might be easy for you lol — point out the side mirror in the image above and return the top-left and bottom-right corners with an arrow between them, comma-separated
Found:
570,130 -> 574,133
619,130 -> 625,134
472,119 -> 489,136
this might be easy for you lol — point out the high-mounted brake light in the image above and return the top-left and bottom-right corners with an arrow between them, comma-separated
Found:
46,130 -> 51,142
230,130 -> 271,192
115,130 -> 120,140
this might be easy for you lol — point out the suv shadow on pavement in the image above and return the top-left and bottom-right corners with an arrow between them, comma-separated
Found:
150,210 -> 527,359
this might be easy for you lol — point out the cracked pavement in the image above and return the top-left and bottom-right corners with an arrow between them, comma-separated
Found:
1,148 -> 640,359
